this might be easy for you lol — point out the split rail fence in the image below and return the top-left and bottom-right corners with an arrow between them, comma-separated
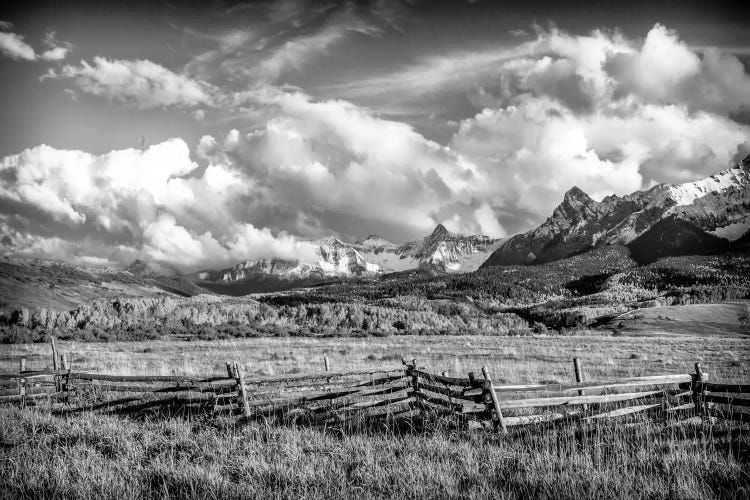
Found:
1,350 -> 748,430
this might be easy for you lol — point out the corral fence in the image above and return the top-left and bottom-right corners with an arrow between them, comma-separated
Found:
1,342 -> 748,430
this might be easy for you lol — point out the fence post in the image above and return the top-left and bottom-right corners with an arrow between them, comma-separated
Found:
226,362 -> 235,379
61,354 -> 71,403
410,358 -> 419,392
692,362 -> 705,417
324,356 -> 330,372
573,358 -> 588,412
409,359 -> 421,414
481,366 -> 507,433
50,336 -> 59,370
18,358 -> 26,400
233,362 -> 251,417
468,370 -> 477,424
441,371 -> 453,408
50,336 -> 60,392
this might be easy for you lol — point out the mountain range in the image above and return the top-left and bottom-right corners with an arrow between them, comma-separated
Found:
123,158 -> 750,295
178,225 -> 502,295
482,158 -> 750,267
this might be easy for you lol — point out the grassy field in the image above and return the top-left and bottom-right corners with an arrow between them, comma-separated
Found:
2,332 -> 748,384
613,301 -> 750,337
1,404 -> 748,499
1,332 -> 749,499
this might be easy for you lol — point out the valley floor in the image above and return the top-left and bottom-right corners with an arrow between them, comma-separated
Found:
3,331 -> 748,384
1,332 -> 748,499
612,301 -> 750,337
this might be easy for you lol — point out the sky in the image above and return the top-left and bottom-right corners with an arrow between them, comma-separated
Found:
1,0 -> 750,271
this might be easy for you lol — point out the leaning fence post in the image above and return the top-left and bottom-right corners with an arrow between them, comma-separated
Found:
233,362 -> 251,417
50,336 -> 60,392
61,354 -> 73,404
50,336 -> 59,370
573,358 -> 588,412
692,362 -> 705,417
324,356 -> 330,372
481,366 -> 507,433
61,354 -> 71,404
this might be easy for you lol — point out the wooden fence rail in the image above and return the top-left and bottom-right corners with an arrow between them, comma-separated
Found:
0,351 -> 747,432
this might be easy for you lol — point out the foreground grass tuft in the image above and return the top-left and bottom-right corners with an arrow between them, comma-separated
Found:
1,407 -> 748,499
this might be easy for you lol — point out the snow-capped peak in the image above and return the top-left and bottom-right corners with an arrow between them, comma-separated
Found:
356,234 -> 396,249
666,166 -> 749,207
484,163 -> 750,266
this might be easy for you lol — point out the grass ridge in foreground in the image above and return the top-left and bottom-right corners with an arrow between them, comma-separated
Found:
0,406 -> 748,499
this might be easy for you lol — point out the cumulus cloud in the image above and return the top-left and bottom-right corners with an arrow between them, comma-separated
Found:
473,203 -> 506,238
0,138 -> 319,269
329,23 -> 750,123
3,22 -> 750,269
0,24 -> 70,61
222,88 -> 492,238
451,96 -> 749,220
47,57 -> 215,109
605,25 -> 699,100
0,31 -> 37,60
0,87 -> 512,268
39,31 -> 71,61
467,24 -> 750,121
427,23 -> 750,223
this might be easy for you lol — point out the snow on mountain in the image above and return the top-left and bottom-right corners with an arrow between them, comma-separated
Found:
190,225 -> 502,292
355,234 -> 398,251
483,159 -> 750,266
213,237 -> 381,285
350,224 -> 503,274
395,224 -> 502,272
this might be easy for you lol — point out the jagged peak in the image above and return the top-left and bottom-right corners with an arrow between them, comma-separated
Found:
563,185 -> 593,202
430,224 -> 451,238
315,235 -> 345,247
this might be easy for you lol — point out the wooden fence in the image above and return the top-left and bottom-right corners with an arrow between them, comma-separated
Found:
1,354 -> 748,430
409,360 -> 749,430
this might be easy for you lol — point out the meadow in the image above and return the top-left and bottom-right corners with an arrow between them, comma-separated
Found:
2,404 -> 749,499
2,332 -> 748,383
2,331 -> 749,499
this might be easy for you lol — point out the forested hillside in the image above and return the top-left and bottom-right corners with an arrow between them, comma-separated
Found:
2,246 -> 748,342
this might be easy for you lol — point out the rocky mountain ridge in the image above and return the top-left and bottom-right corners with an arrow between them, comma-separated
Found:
186,224 -> 502,294
483,159 -> 750,267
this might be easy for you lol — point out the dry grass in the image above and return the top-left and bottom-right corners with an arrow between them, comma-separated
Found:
1,333 -> 749,498
1,332 -> 748,384
1,405 -> 748,499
